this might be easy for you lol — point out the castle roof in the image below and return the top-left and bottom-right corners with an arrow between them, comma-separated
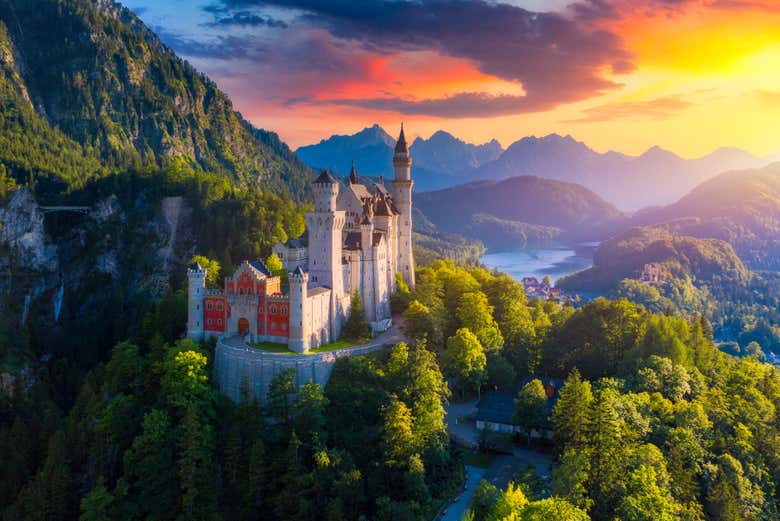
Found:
344,231 -> 362,250
374,197 -> 393,216
292,266 -> 305,277
189,261 -> 202,270
314,170 -> 338,184
394,123 -> 408,154
250,260 -> 271,276
349,160 -> 359,185
347,182 -> 372,201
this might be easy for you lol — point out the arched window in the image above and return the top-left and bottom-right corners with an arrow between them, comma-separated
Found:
281,323 -> 287,332
207,302 -> 213,310
239,288 -> 244,295
270,305 -> 277,314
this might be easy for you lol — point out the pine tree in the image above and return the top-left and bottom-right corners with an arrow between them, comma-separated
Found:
585,389 -> 624,519
552,369 -> 593,450
342,291 -> 371,341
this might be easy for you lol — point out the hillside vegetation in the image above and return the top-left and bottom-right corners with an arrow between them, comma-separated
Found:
415,176 -> 625,249
635,163 -> 780,270
560,227 -> 749,292
0,0 -> 312,198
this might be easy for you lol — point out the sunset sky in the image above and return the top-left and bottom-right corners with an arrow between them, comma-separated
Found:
124,0 -> 780,157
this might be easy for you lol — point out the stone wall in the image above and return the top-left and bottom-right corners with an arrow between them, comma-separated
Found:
213,336 -> 389,402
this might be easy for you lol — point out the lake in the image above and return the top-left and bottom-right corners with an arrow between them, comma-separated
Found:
479,242 -> 598,283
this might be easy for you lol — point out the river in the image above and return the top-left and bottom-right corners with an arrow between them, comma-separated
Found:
479,242 -> 598,284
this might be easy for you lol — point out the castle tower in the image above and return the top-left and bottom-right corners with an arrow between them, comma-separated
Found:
391,124 -> 415,288
306,170 -> 346,336
360,204 -> 376,322
187,262 -> 207,340
288,266 -> 309,353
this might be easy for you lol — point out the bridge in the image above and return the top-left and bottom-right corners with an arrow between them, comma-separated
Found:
39,206 -> 90,214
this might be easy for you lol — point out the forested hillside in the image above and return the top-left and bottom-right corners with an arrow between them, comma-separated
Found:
634,163 -> 780,270
415,176 -> 626,249
0,0 -> 312,198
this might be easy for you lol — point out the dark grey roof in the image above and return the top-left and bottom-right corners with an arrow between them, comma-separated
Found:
394,124 -> 408,154
189,261 -> 202,270
315,170 -> 338,184
344,231 -> 362,250
292,266 -> 305,277
476,392 -> 516,425
251,260 -> 271,276
375,198 -> 393,216
476,377 -> 564,425
349,160 -> 359,185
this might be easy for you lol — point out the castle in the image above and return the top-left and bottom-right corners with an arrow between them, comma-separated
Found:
187,126 -> 415,353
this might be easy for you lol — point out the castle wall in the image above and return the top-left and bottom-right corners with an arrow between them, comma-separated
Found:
305,288 -> 331,348
213,336 -> 390,403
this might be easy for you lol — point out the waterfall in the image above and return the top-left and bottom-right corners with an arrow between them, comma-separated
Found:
53,282 -> 64,321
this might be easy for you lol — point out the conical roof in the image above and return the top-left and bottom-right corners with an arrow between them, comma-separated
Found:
315,170 -> 338,184
394,123 -> 408,154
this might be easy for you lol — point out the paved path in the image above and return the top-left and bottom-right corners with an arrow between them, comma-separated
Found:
439,465 -> 486,521
444,398 -> 479,448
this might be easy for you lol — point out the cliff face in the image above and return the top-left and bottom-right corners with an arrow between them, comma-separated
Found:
0,190 -> 57,272
0,188 -> 194,366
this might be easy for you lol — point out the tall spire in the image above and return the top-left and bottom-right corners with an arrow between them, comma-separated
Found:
349,160 -> 359,184
394,122 -> 408,154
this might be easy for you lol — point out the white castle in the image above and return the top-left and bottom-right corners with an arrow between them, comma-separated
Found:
187,126 -> 414,353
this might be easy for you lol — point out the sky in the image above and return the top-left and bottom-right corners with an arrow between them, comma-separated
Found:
123,0 -> 780,157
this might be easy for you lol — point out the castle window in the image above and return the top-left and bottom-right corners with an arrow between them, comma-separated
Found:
207,319 -> 212,326
271,322 -> 277,330
282,323 -> 287,332
217,303 -> 223,311
207,302 -> 213,310
281,306 -> 288,315
196,305 -> 200,310
218,319 -> 223,326
239,288 -> 244,295
270,305 -> 277,314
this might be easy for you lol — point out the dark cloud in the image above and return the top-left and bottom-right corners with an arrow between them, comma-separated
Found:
205,11 -> 287,28
566,95 -> 692,123
208,0 -> 635,117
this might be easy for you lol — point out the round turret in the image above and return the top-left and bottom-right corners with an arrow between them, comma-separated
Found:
314,170 -> 339,212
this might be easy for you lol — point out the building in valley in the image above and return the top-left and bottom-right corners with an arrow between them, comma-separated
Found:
187,126 -> 415,353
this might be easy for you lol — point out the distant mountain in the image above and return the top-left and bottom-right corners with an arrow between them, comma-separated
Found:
296,125 -> 503,190
296,124 -> 396,179
298,127 -> 777,209
415,176 -> 626,249
633,163 -> 780,270
410,130 -> 502,186
475,135 -> 775,211
0,0 -> 311,198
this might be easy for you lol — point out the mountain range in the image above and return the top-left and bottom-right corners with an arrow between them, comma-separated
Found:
296,126 -> 780,211
296,125 -> 503,190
